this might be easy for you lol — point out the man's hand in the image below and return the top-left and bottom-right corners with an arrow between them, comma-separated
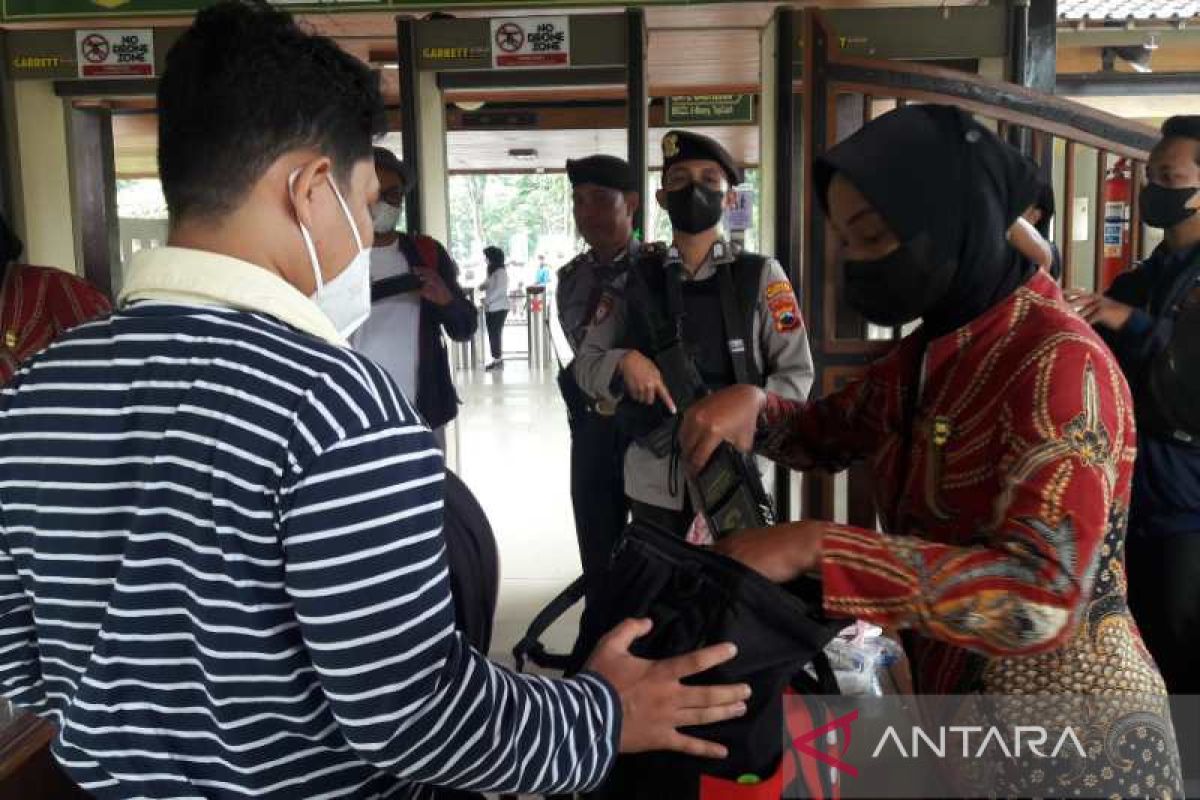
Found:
416,266 -> 454,306
587,618 -> 750,758
714,522 -> 825,584
620,351 -> 676,412
679,385 -> 767,475
1064,290 -> 1134,331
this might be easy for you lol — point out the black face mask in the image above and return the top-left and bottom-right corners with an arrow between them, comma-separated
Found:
1141,183 -> 1199,230
843,236 -> 955,327
665,183 -> 726,235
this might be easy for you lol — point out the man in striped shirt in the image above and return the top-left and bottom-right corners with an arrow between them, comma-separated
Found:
0,2 -> 749,797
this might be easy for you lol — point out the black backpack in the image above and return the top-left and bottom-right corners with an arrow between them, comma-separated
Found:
514,519 -> 845,798
427,470 -> 500,800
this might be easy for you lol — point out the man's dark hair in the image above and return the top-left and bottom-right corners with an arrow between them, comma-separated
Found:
483,246 -> 505,266
157,0 -> 385,221
1160,116 -> 1200,165
373,147 -> 413,190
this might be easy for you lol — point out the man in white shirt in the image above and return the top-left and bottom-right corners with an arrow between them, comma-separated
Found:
351,148 -> 477,446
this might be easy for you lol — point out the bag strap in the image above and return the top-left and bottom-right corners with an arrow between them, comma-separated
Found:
511,575 -> 586,673
717,255 -> 765,387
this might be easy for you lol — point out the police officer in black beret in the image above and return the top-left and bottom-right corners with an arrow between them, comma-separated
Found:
555,154 -> 641,660
576,131 -> 814,537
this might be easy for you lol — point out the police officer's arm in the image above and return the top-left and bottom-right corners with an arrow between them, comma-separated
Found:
573,279 -> 631,403
755,259 -> 814,402
554,261 -> 583,354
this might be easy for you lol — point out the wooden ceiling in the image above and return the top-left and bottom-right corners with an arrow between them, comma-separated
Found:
97,0 -> 1153,179
108,2 -> 797,178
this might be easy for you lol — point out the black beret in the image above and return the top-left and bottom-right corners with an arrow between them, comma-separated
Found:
566,155 -> 637,192
373,146 -> 414,191
661,130 -> 741,186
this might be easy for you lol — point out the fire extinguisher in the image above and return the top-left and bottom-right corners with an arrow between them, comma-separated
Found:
1101,158 -> 1134,290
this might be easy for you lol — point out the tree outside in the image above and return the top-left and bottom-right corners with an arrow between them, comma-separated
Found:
448,167 -> 762,288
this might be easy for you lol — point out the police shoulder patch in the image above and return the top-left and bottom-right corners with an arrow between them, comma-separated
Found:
765,280 -> 794,300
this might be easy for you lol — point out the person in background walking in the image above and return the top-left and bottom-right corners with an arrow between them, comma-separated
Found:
481,245 -> 509,370
535,254 -> 552,287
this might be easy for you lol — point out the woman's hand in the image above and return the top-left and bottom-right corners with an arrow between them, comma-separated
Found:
679,385 -> 767,475
713,521 -> 825,584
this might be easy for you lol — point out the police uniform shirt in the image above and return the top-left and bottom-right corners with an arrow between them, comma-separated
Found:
556,238 -> 641,355
574,239 -> 815,511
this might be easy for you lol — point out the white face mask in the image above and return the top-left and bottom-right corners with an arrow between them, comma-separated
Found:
291,170 -> 371,339
371,201 -> 402,236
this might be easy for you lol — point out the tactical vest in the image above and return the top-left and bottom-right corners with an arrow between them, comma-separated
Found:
622,247 -> 766,388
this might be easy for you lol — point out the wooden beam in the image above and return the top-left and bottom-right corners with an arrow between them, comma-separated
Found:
1063,140 -> 1077,287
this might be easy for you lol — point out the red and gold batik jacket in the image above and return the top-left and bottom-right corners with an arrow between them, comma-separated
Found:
758,271 -> 1165,697
0,265 -> 111,385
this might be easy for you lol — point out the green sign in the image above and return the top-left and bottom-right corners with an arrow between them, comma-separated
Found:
665,94 -> 755,126
1,0 -> 387,21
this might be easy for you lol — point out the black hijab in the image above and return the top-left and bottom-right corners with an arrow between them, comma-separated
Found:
815,105 -> 1040,338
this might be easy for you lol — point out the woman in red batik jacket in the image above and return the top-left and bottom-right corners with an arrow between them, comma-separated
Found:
0,212 -> 111,384
681,105 -> 1183,798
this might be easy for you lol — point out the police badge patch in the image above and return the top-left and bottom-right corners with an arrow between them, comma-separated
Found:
769,293 -> 801,332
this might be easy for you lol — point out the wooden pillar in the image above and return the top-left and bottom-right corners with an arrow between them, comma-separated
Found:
626,8 -> 647,239
68,106 -> 119,298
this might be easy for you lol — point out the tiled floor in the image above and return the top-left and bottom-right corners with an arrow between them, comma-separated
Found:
448,356 -> 584,667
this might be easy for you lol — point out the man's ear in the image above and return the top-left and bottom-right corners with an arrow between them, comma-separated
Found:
288,156 -> 333,230
626,192 -> 641,218
724,188 -> 738,210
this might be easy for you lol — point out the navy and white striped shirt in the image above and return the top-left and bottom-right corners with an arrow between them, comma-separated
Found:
0,290 -> 618,798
